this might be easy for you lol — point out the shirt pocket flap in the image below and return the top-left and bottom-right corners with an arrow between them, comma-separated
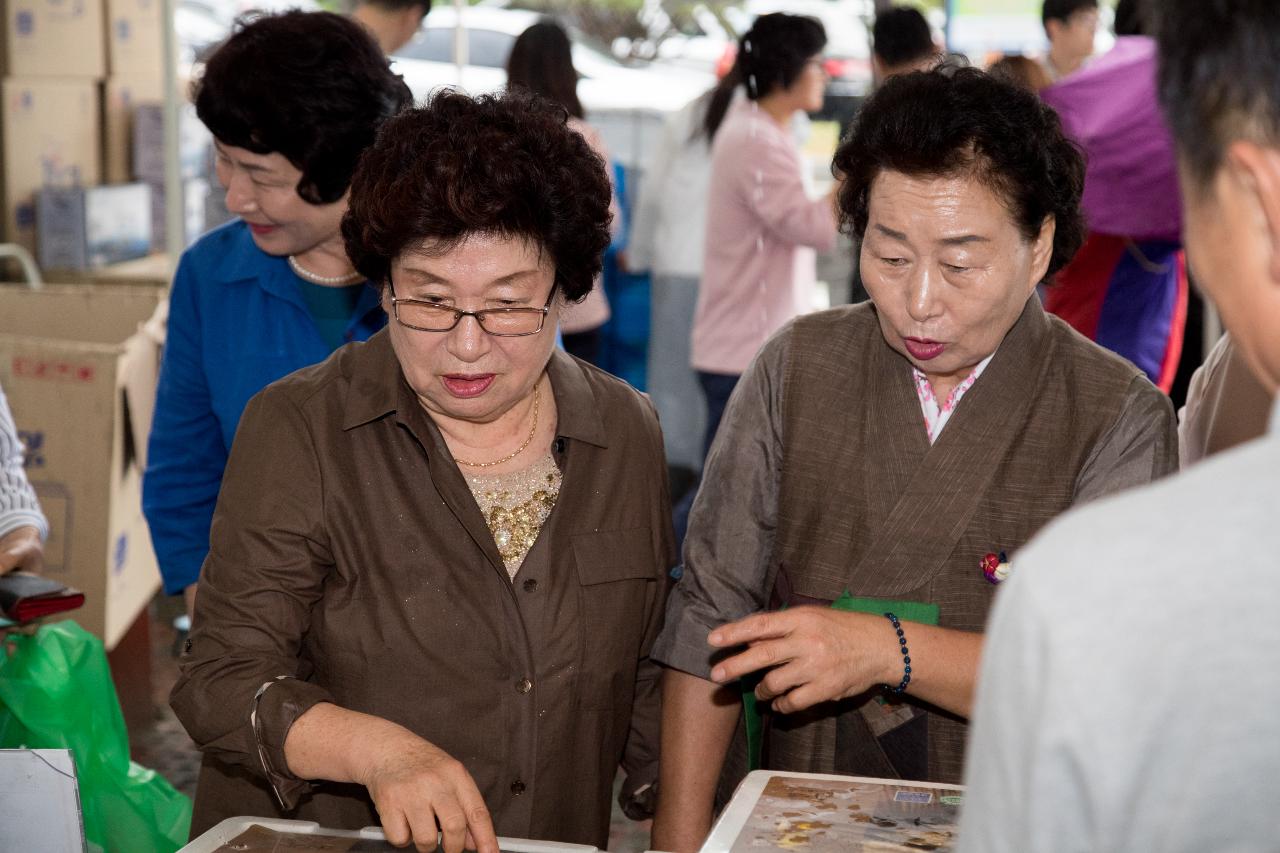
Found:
573,527 -> 655,585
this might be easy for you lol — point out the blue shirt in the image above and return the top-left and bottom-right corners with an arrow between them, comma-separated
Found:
143,220 -> 385,594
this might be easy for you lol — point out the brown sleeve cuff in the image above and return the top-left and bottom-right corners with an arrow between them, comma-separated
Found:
250,676 -> 335,811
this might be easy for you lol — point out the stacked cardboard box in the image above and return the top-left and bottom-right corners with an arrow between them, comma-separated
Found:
2,0 -> 106,258
1,3 -> 165,646
2,0 -> 219,271
115,0 -> 222,253
0,284 -> 164,648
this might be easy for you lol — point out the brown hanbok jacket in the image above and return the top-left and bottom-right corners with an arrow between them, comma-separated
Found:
654,297 -> 1178,796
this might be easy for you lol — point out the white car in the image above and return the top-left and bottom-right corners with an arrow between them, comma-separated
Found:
391,6 -> 715,115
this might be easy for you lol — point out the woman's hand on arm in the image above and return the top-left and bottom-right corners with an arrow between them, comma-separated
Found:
707,608 -> 984,718
650,668 -> 743,853
285,703 -> 500,853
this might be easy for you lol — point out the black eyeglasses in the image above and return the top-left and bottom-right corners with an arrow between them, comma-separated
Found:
388,277 -> 556,337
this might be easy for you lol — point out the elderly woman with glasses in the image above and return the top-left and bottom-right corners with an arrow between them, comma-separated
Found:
170,89 -> 673,852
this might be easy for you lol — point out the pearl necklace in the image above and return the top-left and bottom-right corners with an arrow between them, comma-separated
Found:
287,254 -> 363,286
453,385 -> 541,469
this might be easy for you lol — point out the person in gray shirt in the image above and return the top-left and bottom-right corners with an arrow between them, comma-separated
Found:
959,1 -> 1280,850
0,381 -> 46,574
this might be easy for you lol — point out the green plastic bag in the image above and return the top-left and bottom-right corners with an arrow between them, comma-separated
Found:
0,620 -> 192,852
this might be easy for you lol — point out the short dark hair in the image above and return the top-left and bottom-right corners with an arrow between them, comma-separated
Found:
506,19 -> 583,121
342,90 -> 613,303
1112,0 -> 1148,37
702,13 -> 826,141
1042,0 -> 1098,26
195,11 -> 411,205
834,67 -> 1086,283
1156,0 -> 1280,192
873,7 -> 934,68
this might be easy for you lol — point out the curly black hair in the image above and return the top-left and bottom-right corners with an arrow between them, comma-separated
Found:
342,89 -> 613,303
194,10 -> 411,206
834,67 -> 1086,283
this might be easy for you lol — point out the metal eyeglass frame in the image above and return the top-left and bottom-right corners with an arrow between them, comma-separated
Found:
388,276 -> 557,337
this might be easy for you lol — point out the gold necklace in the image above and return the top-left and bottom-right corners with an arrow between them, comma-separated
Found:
452,385 -> 541,469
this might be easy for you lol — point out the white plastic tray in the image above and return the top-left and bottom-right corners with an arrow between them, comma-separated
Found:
179,817 -> 598,853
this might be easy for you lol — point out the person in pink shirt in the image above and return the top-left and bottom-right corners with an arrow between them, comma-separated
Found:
690,13 -> 840,455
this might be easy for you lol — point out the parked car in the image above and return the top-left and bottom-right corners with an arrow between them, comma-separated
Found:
392,6 -> 715,115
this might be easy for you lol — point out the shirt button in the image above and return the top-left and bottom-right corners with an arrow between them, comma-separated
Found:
522,579 -> 538,593
515,678 -> 533,694
510,779 -> 526,795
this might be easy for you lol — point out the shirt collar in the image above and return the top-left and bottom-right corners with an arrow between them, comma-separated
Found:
911,351 -> 997,409
342,332 -> 609,449
214,220 -> 275,284
1270,395 -> 1280,438
215,220 -> 380,320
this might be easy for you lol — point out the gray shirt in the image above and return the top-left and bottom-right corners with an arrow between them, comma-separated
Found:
958,397 -> 1280,852
653,329 -> 1179,679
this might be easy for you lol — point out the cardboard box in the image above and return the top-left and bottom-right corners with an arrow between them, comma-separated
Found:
132,101 -> 210,183
103,74 -> 161,183
0,284 -> 164,649
5,0 -> 106,78
2,78 -> 102,255
106,0 -> 160,76
37,182 -> 152,270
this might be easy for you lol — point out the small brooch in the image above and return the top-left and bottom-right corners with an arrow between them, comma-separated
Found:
981,551 -> 1011,584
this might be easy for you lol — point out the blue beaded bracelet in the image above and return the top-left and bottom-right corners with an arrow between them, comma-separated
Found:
883,612 -> 912,695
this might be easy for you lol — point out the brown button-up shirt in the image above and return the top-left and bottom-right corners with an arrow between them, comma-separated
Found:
171,331 -> 674,846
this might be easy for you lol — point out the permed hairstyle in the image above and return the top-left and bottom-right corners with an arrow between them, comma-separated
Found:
1156,0 -> 1280,193
1042,0 -> 1099,26
342,89 -> 613,302
702,13 -> 826,142
506,19 -> 584,121
834,67 -> 1086,283
873,7 -> 935,69
195,10 -> 412,205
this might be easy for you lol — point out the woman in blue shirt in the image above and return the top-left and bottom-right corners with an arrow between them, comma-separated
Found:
143,11 -> 412,614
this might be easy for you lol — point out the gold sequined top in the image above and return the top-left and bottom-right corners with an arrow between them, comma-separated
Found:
464,453 -> 562,578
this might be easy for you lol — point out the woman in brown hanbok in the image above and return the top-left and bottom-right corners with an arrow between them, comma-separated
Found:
650,68 -> 1179,852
